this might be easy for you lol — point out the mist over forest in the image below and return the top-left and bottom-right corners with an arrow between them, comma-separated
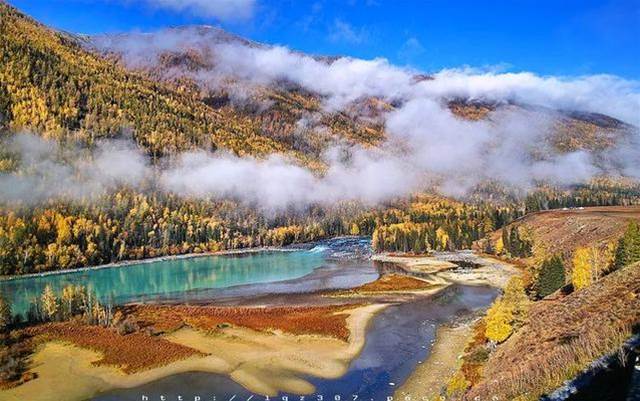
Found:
1,26 -> 638,209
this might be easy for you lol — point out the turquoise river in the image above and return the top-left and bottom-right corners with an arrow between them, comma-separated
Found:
0,250 -> 326,318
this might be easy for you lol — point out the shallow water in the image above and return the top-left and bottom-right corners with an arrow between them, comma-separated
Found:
0,237 -> 377,319
94,284 -> 498,401
0,251 -> 328,318
3,238 -> 500,400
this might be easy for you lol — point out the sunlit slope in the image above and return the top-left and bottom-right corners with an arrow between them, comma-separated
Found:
465,260 -> 640,401
91,27 -> 635,160
1,0 -> 635,170
0,2 -> 299,159
448,99 -> 634,153
90,27 -> 387,158
479,205 -> 640,262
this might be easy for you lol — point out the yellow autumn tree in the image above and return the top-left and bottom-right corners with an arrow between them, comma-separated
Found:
41,284 -> 58,321
502,276 -> 530,327
485,300 -> 514,343
436,227 -> 449,250
572,247 -> 592,290
495,236 -> 504,255
350,223 -> 360,236
572,246 -> 606,290
446,370 -> 470,398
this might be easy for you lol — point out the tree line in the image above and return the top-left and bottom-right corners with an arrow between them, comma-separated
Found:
371,198 -> 522,253
0,191 -> 379,275
524,180 -> 640,213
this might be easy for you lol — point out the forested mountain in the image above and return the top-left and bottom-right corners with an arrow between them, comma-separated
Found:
1,0 -> 636,169
90,26 -> 635,159
0,2 -> 310,161
89,27 -> 389,163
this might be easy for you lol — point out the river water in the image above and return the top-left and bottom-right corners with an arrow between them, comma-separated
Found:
1,237 -> 500,400
0,250 -> 329,319
94,284 -> 497,401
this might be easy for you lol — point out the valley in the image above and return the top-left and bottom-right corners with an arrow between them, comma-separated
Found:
0,240 -> 505,401
0,1 -> 639,400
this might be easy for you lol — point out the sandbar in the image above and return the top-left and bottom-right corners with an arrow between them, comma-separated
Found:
0,304 -> 387,401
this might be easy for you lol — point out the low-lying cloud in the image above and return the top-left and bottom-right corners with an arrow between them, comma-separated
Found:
0,134 -> 149,204
4,28 -> 639,209
0,134 -> 416,210
161,148 -> 417,209
92,28 -> 640,125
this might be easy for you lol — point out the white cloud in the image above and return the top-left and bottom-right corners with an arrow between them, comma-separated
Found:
25,29 -> 636,209
98,29 -> 640,125
398,37 -> 425,62
143,0 -> 256,21
328,19 -> 369,44
0,134 -> 150,204
160,149 -> 417,210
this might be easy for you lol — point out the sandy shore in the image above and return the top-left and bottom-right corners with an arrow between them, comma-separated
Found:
372,254 -> 458,273
395,322 -> 474,400
1,304 -> 387,401
388,252 -> 517,400
373,252 -> 519,288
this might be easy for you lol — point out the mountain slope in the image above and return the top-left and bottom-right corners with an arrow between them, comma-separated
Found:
449,99 -> 633,153
1,1 -> 636,172
89,26 -> 636,160
0,2 -> 302,160
464,260 -> 640,401
479,205 -> 640,264
90,27 -> 387,159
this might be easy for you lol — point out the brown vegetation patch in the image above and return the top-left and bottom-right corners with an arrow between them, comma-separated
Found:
448,100 -> 495,121
552,116 -> 628,152
131,304 -> 359,341
464,262 -> 640,401
460,319 -> 489,387
26,322 -> 204,373
349,274 -> 433,293
0,332 -> 36,390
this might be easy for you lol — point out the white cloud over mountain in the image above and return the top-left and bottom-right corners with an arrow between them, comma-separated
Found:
142,0 -> 256,21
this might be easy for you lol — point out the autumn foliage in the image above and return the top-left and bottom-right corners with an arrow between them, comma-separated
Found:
27,322 -> 203,373
132,304 -> 359,341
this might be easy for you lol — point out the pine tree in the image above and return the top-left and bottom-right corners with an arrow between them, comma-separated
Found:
535,255 -> 565,298
613,221 -> 640,269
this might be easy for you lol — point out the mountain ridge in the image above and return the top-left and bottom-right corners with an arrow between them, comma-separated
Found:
86,24 -> 636,159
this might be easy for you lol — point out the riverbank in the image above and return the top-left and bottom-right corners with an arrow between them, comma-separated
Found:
395,321 -> 474,400
372,254 -> 457,273
373,252 -> 519,288
381,252 -> 517,398
1,303 -> 387,401
0,249 -> 513,401
0,235 -> 373,282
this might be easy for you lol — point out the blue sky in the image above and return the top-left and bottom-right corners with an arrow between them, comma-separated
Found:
8,0 -> 640,79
